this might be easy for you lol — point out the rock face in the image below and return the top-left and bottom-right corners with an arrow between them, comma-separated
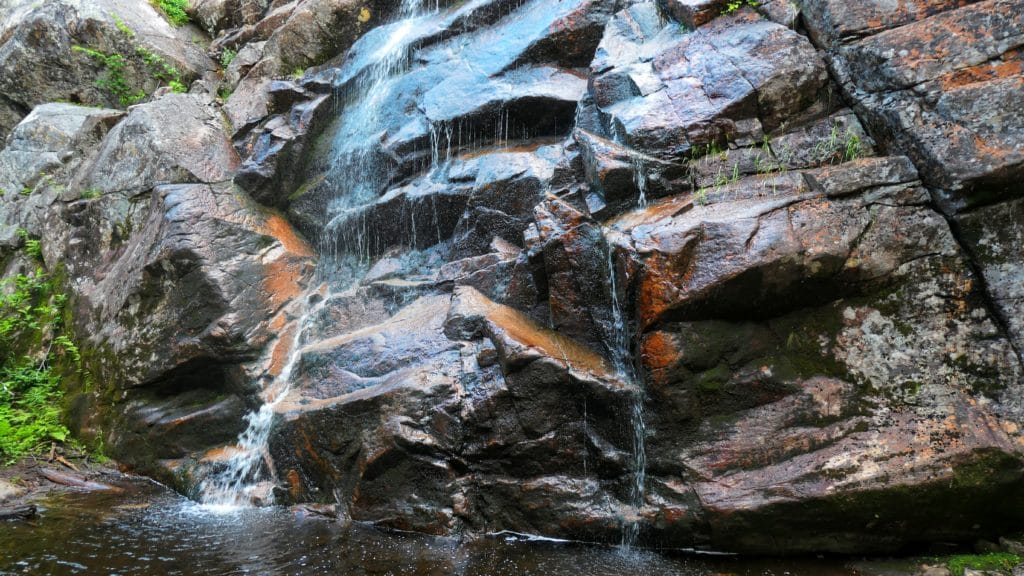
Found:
2,0 -> 1024,557
0,0 -> 214,140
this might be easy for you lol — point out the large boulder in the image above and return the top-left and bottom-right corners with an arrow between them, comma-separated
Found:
589,3 -> 828,160
810,0 -> 1024,209
614,158 -> 1024,552
803,0 -> 1024,366
77,182 -> 314,474
0,102 -> 122,246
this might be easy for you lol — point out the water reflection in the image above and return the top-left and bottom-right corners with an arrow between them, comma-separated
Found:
0,481 -> 856,575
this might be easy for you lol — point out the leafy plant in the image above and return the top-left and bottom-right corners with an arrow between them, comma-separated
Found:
16,229 -> 41,261
80,188 -> 103,200
220,49 -> 237,68
152,0 -> 190,26
722,0 -> 758,14
72,16 -> 187,107
843,131 -> 863,162
72,45 -> 147,106
0,237 -> 79,462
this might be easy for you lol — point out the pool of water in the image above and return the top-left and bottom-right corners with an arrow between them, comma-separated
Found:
0,480 -> 861,575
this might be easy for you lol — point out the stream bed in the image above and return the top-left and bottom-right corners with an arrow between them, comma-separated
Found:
0,479 -> 867,575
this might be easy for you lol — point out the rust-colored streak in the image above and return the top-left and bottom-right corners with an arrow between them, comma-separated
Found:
262,212 -> 314,257
268,323 -> 297,377
263,258 -> 305,311
286,469 -> 303,500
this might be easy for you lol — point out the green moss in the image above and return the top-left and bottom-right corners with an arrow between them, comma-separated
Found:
696,363 -> 731,392
939,553 -> 1021,575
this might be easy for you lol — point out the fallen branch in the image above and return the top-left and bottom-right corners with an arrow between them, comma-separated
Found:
55,455 -> 79,472
39,469 -> 122,493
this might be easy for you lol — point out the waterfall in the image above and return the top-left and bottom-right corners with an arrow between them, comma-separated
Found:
320,0 -> 441,252
604,232 -> 647,548
198,298 -> 321,508
198,0 -> 437,508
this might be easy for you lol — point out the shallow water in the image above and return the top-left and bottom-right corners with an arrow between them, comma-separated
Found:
0,480 -> 860,575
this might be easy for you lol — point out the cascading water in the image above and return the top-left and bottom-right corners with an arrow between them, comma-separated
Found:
199,297 -> 323,508
604,232 -> 647,549
198,0 -> 438,508
321,0 -> 440,265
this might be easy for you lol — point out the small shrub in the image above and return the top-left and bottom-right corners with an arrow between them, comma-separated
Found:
72,45 -> 147,106
722,0 -> 758,14
220,49 -> 237,68
73,17 -> 187,107
152,0 -> 190,26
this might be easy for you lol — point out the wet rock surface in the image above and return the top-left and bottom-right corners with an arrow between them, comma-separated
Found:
2,0 -> 1024,557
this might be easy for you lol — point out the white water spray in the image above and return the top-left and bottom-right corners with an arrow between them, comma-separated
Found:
199,0 -> 437,508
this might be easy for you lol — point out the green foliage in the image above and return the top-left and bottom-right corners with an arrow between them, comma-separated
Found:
80,188 -> 103,200
72,16 -> 188,107
722,0 -> 758,14
940,553 -> 1021,575
220,49 -> 237,68
0,235 -> 80,462
843,131 -> 863,162
19,185 -> 32,196
152,0 -> 190,26
72,45 -> 147,106
113,14 -> 135,38
291,67 -> 306,80
135,44 -> 183,85
0,361 -> 68,461
810,123 -> 865,166
16,229 -> 41,261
